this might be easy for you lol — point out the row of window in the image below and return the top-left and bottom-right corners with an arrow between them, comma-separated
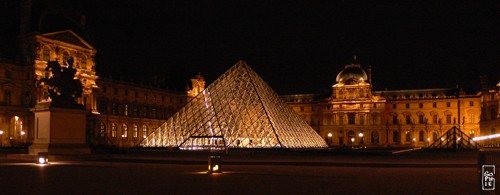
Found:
301,101 -> 477,112
41,47 -> 90,70
392,101 -> 475,109
392,113 -> 476,125
99,122 -> 149,139
98,99 -> 175,119
101,86 -> 182,104
306,111 -> 476,126
328,130 -> 475,144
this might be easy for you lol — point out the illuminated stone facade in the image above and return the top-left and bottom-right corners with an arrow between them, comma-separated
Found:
0,30 -> 187,148
283,62 -> 485,147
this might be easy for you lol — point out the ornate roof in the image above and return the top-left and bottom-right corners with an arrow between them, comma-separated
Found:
335,64 -> 368,84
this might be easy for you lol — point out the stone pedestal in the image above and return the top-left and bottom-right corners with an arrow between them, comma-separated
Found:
29,103 -> 91,155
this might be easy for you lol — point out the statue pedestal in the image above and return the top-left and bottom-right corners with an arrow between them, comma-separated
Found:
29,103 -> 91,155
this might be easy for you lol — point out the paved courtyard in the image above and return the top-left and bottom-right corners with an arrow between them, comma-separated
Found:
0,150 -> 488,194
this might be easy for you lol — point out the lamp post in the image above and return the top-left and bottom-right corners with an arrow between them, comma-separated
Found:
121,134 -> 126,152
20,131 -> 25,146
0,130 -> 3,147
327,132 -> 333,146
358,132 -> 364,146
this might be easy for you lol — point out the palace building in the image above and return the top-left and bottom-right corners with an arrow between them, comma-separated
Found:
281,62 -> 498,147
0,1 -> 498,149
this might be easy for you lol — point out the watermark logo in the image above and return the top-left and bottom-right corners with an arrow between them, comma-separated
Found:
482,165 -> 496,191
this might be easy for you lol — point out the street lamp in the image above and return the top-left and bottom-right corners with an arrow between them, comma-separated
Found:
20,131 -> 25,145
121,134 -> 126,151
358,132 -> 364,145
0,130 -> 3,147
327,132 -> 333,146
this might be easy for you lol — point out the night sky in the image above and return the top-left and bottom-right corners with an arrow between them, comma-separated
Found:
1,0 -> 499,94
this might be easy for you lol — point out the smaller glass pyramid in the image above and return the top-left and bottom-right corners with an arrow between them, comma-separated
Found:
141,61 -> 328,149
427,126 -> 479,149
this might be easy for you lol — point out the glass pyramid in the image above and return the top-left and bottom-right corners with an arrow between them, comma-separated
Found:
141,61 -> 328,149
427,126 -> 479,149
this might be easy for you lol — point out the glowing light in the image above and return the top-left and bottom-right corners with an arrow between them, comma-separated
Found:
473,133 -> 500,141
14,116 -> 19,121
327,133 -> 332,137
350,138 -> 355,142
427,138 -> 430,142
20,131 -> 25,135
441,137 -> 445,141
412,138 -> 416,142
457,137 -> 461,141
358,133 -> 364,138
0,130 -> 3,135
37,153 -> 49,164
38,157 -> 48,164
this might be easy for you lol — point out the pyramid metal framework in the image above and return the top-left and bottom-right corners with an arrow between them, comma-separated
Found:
141,61 -> 328,149
427,126 -> 479,149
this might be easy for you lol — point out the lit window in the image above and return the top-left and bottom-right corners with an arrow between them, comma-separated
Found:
142,125 -> 148,138
122,124 -> 128,138
99,122 -> 106,137
111,123 -> 117,137
124,104 -> 129,116
133,124 -> 138,138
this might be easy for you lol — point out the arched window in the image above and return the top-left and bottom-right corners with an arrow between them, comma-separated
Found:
123,104 -> 129,116
122,124 -> 128,138
405,131 -> 411,142
393,131 -> 400,143
491,108 -> 498,120
132,124 -> 138,138
112,101 -> 119,115
142,125 -> 148,138
371,131 -> 379,144
432,131 -> 438,141
42,47 -> 50,61
111,123 -> 117,137
99,122 -> 106,137
98,98 -> 108,114
347,113 -> 355,125
418,130 -> 425,142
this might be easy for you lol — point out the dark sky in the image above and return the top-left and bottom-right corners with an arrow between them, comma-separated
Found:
1,0 -> 499,94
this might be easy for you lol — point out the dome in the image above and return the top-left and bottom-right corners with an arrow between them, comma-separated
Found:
335,64 -> 368,84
